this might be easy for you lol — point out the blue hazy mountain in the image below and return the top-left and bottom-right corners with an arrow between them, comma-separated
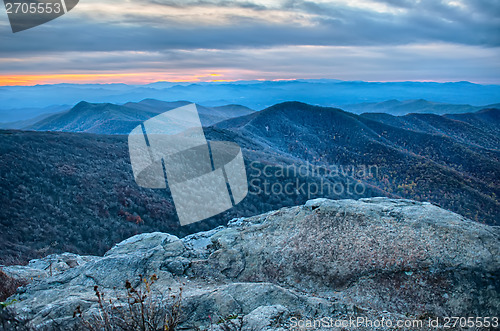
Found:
0,111 -> 66,130
361,110 -> 500,149
25,99 -> 254,134
1,80 -> 500,121
344,99 -> 500,116
214,102 -> 500,224
0,104 -> 70,122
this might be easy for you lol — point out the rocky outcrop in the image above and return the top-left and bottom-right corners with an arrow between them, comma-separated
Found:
1,253 -> 97,283
4,198 -> 500,330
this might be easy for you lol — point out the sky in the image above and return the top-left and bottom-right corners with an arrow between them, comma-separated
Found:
0,0 -> 499,85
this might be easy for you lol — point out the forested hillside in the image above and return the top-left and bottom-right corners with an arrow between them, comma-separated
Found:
1,102 -> 498,265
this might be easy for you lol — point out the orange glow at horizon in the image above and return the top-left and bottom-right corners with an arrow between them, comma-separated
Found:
0,73 -> 481,86
0,72 -> 240,86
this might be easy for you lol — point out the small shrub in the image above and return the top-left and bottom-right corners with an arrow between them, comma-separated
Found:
0,270 -> 27,302
74,274 -> 183,331
217,313 -> 242,331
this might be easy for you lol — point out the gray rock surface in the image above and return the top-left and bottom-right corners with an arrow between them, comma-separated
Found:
1,253 -> 96,283
5,198 -> 500,330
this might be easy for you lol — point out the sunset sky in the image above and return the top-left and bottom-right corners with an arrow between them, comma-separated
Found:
0,0 -> 499,85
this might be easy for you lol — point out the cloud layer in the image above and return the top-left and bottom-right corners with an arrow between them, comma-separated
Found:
0,0 -> 499,84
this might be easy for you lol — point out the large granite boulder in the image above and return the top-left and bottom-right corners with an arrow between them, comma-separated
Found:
4,198 -> 499,330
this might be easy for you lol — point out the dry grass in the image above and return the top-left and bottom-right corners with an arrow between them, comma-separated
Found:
0,269 -> 27,302
74,274 -> 183,331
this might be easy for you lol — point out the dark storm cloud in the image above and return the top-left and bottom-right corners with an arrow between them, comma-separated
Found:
0,0 -> 499,56
288,0 -> 499,46
147,0 -> 268,10
371,0 -> 415,8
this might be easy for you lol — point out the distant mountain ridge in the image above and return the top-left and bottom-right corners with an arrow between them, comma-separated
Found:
0,111 -> 63,130
213,102 -> 500,224
26,99 -> 255,134
445,108 -> 500,135
344,99 -> 500,115
4,97 -> 497,132
0,104 -> 70,122
361,108 -> 500,149
1,80 -> 499,114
